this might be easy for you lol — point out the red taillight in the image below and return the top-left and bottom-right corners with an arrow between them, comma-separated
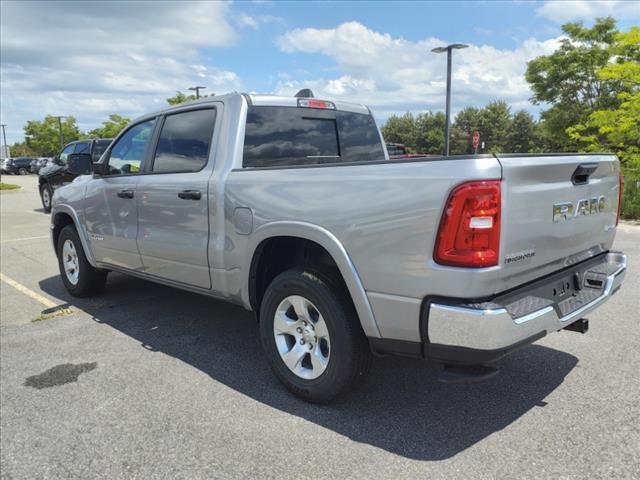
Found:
617,172 -> 622,226
434,180 -> 501,268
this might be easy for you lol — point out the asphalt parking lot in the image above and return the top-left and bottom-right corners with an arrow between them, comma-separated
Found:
1,173 -> 639,479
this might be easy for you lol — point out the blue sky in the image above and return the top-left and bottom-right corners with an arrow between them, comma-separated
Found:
1,0 -> 639,144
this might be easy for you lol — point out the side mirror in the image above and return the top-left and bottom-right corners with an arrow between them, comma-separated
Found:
67,153 -> 93,175
92,162 -> 106,175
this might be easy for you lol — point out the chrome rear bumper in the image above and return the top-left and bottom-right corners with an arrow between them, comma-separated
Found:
427,252 -> 627,353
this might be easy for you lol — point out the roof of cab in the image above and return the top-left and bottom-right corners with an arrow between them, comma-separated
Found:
132,91 -> 371,123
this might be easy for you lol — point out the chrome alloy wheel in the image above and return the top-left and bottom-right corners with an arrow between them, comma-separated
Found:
62,239 -> 80,285
42,188 -> 50,208
273,295 -> 331,380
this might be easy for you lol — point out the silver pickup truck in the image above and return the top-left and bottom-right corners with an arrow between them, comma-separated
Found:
51,91 -> 627,402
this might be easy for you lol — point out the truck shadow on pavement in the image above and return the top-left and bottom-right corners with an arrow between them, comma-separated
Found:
39,272 -> 578,461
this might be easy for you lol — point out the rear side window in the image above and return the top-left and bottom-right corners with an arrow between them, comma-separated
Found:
152,109 -> 216,173
243,106 -> 384,167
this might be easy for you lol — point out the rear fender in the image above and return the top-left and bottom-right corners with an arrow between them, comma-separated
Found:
245,221 -> 382,338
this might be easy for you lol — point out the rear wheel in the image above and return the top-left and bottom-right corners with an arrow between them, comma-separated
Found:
18,167 -> 28,175
57,225 -> 107,297
259,269 -> 371,403
40,183 -> 53,212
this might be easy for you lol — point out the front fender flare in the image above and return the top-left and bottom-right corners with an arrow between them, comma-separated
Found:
245,221 -> 381,338
51,204 -> 97,267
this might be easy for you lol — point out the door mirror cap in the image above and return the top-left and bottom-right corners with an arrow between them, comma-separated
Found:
92,162 -> 106,175
67,153 -> 93,175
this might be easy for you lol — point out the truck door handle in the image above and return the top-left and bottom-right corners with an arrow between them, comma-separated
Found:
178,190 -> 202,200
117,189 -> 134,199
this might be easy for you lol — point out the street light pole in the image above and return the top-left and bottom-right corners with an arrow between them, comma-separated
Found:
53,116 -> 67,149
188,86 -> 206,99
0,124 -> 8,158
431,43 -> 468,156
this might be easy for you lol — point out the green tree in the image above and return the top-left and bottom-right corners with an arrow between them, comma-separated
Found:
451,106 -> 482,154
24,116 -> 81,156
414,111 -> 446,154
525,17 -> 623,150
567,26 -> 640,168
477,100 -> 512,153
8,142 -> 37,157
166,91 -> 197,105
88,114 -> 130,139
380,113 -> 419,151
506,110 -> 539,153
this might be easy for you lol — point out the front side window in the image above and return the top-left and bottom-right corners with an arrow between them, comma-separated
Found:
58,144 -> 75,165
74,141 -> 91,154
152,109 -> 216,173
106,119 -> 155,175
242,106 -> 383,167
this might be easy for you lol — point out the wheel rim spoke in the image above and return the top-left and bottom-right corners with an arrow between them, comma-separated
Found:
309,348 -> 328,374
273,310 -> 296,335
282,344 -> 306,371
288,296 -> 309,321
313,316 -> 329,339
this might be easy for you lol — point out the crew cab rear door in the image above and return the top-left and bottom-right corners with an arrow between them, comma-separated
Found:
495,153 -> 620,293
136,106 -> 219,289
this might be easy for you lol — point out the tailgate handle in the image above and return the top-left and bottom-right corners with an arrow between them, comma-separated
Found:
571,163 -> 598,185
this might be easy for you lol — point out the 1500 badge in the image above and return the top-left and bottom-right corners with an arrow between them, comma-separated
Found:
553,196 -> 605,223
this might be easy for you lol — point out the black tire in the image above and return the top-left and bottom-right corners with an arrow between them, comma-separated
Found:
18,167 -> 27,175
259,269 -> 371,403
57,225 -> 107,297
40,182 -> 53,213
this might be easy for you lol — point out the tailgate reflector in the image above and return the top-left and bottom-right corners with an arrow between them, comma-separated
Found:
434,180 -> 501,268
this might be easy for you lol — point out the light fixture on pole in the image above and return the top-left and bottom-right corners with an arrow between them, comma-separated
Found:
188,86 -> 206,99
431,43 -> 468,156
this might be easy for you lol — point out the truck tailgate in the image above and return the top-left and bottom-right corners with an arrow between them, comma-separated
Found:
495,154 -> 620,293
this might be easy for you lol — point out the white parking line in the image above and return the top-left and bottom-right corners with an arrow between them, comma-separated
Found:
0,235 -> 50,243
0,272 -> 58,309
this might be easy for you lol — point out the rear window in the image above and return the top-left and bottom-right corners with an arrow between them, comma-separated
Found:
243,106 -> 384,168
152,108 -> 216,173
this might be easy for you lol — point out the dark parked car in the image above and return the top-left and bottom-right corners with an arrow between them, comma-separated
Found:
38,138 -> 112,212
3,157 -> 36,175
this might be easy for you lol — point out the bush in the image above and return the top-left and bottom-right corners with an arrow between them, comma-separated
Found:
621,169 -> 640,220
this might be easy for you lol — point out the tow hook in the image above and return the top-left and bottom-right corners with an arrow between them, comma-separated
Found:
563,318 -> 589,334
435,364 -> 499,383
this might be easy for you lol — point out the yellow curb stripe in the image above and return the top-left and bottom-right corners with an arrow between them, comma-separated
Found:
0,272 -> 58,309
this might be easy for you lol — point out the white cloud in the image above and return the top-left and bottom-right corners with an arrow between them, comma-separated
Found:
0,1 -> 242,143
238,14 -> 259,29
536,0 -> 640,22
276,22 -> 561,118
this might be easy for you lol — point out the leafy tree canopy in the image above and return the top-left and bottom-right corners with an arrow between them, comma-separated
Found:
88,114 -> 131,139
567,26 -> 640,169
24,115 -> 81,156
525,17 -> 624,149
166,91 -> 198,105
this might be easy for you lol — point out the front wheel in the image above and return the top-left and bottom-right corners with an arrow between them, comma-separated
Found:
40,183 -> 53,212
259,269 -> 371,403
57,225 -> 107,297
18,167 -> 28,175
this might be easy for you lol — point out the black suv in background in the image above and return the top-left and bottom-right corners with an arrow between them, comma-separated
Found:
38,138 -> 112,212
3,157 -> 36,175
